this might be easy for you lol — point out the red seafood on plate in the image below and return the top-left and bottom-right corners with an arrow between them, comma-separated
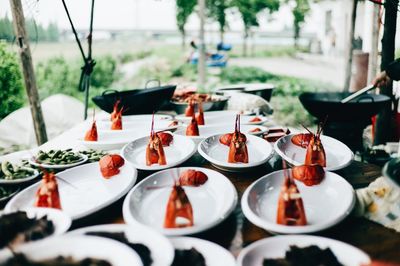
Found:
292,164 -> 325,186
99,154 -> 125,178
34,172 -> 62,210
185,98 -> 195,117
157,132 -> 174,146
110,106 -> 124,130
179,169 -> 208,186
146,114 -> 167,166
263,127 -> 291,143
186,114 -> 200,136
228,114 -> 248,163
249,116 -> 262,123
249,127 -> 262,133
110,99 -> 121,121
196,100 -> 205,125
164,184 -> 194,228
84,117 -> 98,142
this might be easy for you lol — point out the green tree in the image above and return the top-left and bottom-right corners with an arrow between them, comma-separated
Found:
292,0 -> 310,47
0,16 -> 14,42
232,0 -> 280,56
176,0 -> 197,48
0,41 -> 25,118
46,22 -> 59,42
207,0 -> 230,43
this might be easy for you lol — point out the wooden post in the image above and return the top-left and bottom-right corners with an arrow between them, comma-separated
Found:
198,0 -> 206,90
374,1 -> 398,145
9,0 -> 47,145
343,0 -> 358,92
367,1 -> 381,84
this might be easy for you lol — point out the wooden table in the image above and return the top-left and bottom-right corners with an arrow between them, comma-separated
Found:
69,153 -> 400,263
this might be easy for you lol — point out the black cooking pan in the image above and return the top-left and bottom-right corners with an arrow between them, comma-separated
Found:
92,80 -> 176,115
299,92 -> 391,121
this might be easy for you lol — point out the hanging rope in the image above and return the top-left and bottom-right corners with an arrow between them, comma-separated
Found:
61,0 -> 96,120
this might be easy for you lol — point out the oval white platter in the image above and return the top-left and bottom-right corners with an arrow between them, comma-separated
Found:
237,235 -> 370,266
99,113 -> 172,122
198,134 -> 273,172
0,167 -> 39,185
121,134 -> 196,171
123,167 -> 237,236
174,124 -> 269,145
96,119 -> 180,132
69,224 -> 174,266
0,207 -> 71,242
29,154 -> 88,170
274,133 -> 354,171
78,130 -> 146,151
0,235 -> 143,266
241,170 -> 355,234
5,162 -> 137,220
170,237 -> 236,266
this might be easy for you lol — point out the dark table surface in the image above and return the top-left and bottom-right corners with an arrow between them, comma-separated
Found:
64,154 -> 400,264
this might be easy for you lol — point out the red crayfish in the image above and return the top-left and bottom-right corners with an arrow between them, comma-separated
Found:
185,98 -> 195,117
228,114 -> 248,163
186,113 -> 200,136
196,100 -> 205,125
157,132 -> 174,146
179,169 -> 208,186
110,106 -> 124,130
164,183 -> 194,228
34,172 -> 62,210
84,112 -> 98,141
99,154 -> 125,178
146,114 -> 167,166
110,99 -> 121,121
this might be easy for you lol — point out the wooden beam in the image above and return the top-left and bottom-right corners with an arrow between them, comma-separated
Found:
343,0 -> 358,92
374,1 -> 398,144
367,1 -> 381,84
9,0 -> 48,145
198,0 -> 206,90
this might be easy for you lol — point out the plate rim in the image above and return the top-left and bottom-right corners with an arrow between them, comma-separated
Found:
122,166 -> 238,236
0,168 -> 39,184
121,134 -> 197,171
241,169 -> 356,234
5,162 -> 138,220
197,133 -> 274,170
236,234 -> 371,266
274,133 -> 354,171
28,154 -> 88,169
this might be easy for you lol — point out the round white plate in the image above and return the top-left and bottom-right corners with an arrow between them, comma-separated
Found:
240,115 -> 269,125
1,207 -> 71,240
174,125 -> 269,145
6,162 -> 137,220
97,119 -> 179,132
121,134 -> 196,171
0,235 -> 143,266
0,167 -> 39,184
123,167 -> 237,236
78,130 -> 146,151
198,134 -> 273,172
69,224 -> 174,266
175,110 -> 237,123
29,154 -> 88,170
241,170 -> 355,234
237,235 -> 370,266
99,114 -> 172,122
274,133 -> 354,171
170,237 -> 235,266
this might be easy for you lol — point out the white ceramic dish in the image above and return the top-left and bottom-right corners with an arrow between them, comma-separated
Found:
175,111 -> 268,126
97,119 -> 179,132
6,162 -> 137,220
78,130 -> 146,150
121,134 -> 196,171
274,133 -> 354,171
174,125 -> 269,145
123,167 -> 237,236
99,114 -> 172,122
237,235 -> 370,266
29,154 -> 88,170
198,134 -> 273,172
69,224 -> 174,266
0,207 -> 71,241
241,170 -> 355,234
0,235 -> 143,266
0,167 -> 39,184
170,237 -> 236,266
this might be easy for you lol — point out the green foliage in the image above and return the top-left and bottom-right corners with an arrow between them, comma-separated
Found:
207,0 -> 230,40
0,16 -> 59,42
292,0 -> 311,46
35,55 -> 120,104
0,42 -> 25,118
230,45 -> 309,58
118,50 -> 152,64
176,0 -> 197,35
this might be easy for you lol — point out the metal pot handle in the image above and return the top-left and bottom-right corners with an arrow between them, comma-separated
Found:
102,89 -> 120,105
145,79 -> 161,89
356,95 -> 375,103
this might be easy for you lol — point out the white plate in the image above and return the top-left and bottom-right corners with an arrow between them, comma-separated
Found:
174,125 -> 269,145
0,235 -> 143,266
6,162 -> 137,220
0,167 -> 39,184
97,119 -> 179,132
170,237 -> 235,266
237,235 -> 370,266
123,167 -> 237,236
274,133 -> 354,171
175,111 -> 268,126
240,115 -> 269,125
29,154 -> 88,170
122,134 -> 196,171
198,134 -> 273,172
99,114 -> 172,122
1,207 -> 71,242
78,130 -> 146,150
241,170 -> 355,234
175,110 -> 238,123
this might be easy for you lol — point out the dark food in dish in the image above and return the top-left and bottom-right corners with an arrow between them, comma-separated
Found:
0,161 -> 35,180
262,245 -> 343,266
0,211 -> 54,249
172,248 -> 206,266
85,231 -> 152,266
0,254 -> 112,266
0,186 -> 18,199
34,149 -> 84,165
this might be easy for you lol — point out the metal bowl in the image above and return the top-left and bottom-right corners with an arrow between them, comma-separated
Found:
171,94 -> 229,114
